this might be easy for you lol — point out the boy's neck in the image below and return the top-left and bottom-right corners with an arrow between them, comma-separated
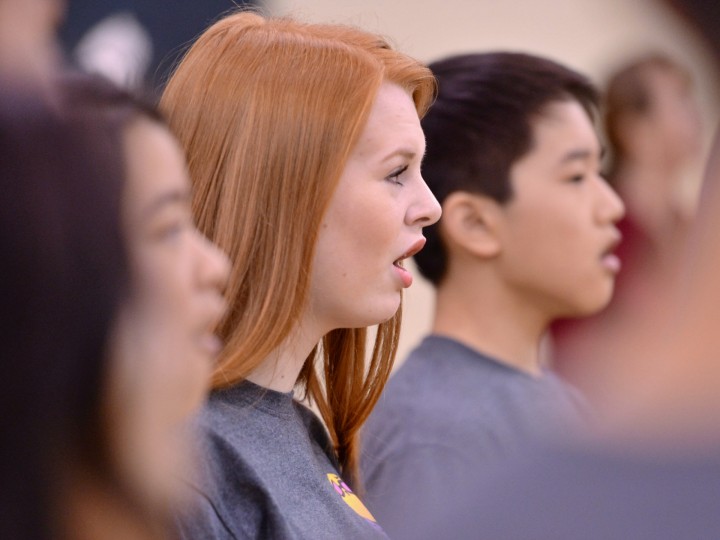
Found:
431,274 -> 547,377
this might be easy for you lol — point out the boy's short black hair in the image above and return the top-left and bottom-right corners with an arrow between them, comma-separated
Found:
415,52 -> 599,285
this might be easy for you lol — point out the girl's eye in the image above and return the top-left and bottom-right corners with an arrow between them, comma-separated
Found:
158,222 -> 184,240
156,217 -> 191,241
386,165 -> 408,186
568,174 -> 584,183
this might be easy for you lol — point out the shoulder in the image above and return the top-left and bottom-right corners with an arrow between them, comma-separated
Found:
362,338 -> 499,476
538,371 -> 593,424
365,335 -> 524,432
179,411 -> 290,539
181,395 -> 277,510
292,400 -> 339,467
185,418 -> 265,503
376,335 -> 486,407
368,335 -> 528,432
364,353 -> 451,447
173,483 -> 249,540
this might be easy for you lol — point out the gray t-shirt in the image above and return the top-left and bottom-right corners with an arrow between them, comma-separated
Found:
360,335 -> 588,540
414,441 -> 720,540
175,381 -> 388,540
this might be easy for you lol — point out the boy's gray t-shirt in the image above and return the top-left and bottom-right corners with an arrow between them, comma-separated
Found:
175,381 -> 388,540
360,334 -> 588,540
411,442 -> 720,539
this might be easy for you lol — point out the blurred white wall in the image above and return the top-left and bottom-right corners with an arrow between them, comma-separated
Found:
269,0 -> 720,366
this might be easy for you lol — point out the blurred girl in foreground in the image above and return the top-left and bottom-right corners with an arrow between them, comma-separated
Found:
0,76 -> 230,539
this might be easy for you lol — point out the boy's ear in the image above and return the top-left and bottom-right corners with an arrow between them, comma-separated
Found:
440,191 -> 502,258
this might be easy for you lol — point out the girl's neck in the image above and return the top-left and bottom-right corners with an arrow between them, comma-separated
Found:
246,315 -> 324,392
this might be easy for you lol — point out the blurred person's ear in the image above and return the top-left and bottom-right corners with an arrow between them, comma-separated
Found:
662,0 -> 720,61
440,191 -> 502,259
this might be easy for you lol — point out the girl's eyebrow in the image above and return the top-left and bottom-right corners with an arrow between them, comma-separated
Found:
380,147 -> 424,164
140,189 -> 191,222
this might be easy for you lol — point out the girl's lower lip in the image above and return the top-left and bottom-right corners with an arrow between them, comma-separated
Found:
601,253 -> 621,274
393,263 -> 413,288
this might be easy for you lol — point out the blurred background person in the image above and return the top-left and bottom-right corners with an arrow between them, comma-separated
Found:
550,51 -> 705,407
0,73 -> 230,538
58,0 -> 254,93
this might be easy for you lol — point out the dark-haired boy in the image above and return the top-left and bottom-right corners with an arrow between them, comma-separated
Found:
361,52 -> 624,539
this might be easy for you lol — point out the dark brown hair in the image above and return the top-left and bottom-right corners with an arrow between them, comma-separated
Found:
0,85 -> 126,539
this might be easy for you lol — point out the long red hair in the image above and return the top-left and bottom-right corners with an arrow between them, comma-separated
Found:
160,11 -> 435,486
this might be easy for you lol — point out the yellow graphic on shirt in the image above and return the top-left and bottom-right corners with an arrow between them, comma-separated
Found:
327,473 -> 377,523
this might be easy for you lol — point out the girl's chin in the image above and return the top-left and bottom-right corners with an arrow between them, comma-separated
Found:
355,299 -> 402,327
324,294 -> 402,330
